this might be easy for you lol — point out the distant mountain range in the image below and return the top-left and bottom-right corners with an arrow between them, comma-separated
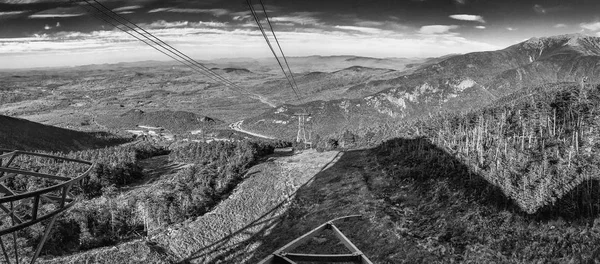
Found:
243,34 -> 600,139
4,34 -> 600,143
202,55 -> 430,74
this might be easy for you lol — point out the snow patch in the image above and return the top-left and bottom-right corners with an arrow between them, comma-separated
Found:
273,120 -> 289,124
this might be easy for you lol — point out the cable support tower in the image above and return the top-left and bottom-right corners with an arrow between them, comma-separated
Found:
0,149 -> 94,264
72,0 -> 251,95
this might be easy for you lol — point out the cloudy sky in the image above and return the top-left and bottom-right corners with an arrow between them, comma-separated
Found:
0,0 -> 599,68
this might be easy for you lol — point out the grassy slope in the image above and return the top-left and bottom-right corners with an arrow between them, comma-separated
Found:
234,146 -> 600,263
40,149 -> 341,263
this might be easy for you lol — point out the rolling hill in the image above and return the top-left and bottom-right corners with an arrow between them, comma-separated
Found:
97,109 -> 223,134
242,34 -> 600,139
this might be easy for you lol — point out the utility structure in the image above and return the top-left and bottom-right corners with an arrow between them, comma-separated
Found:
293,112 -> 312,147
258,215 -> 373,264
0,149 -> 93,264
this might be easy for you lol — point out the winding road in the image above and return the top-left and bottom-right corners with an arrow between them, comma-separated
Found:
229,120 -> 275,139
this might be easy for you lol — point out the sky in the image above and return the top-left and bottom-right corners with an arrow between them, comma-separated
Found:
0,0 -> 599,68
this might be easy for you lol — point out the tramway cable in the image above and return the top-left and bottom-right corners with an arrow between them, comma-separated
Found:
87,0 -> 244,91
73,0 -> 217,83
258,0 -> 300,96
247,0 -> 301,102
74,0 -> 251,94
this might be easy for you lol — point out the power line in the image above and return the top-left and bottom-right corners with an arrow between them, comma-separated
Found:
73,1 -> 215,82
87,0 -> 244,91
258,0 -> 300,96
72,0 -> 251,95
247,0 -> 301,102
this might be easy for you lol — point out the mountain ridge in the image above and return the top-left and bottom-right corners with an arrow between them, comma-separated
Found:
242,34 -> 600,139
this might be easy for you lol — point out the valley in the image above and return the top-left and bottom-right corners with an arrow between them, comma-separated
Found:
4,34 -> 600,263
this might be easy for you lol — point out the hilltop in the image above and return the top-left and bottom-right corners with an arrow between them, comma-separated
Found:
242,34 -> 600,139
0,114 -> 126,152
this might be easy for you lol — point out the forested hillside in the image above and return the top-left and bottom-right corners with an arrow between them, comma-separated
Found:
334,81 -> 600,216
4,139 -> 286,260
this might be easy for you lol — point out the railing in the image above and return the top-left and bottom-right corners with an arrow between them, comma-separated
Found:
0,149 -> 94,264
258,215 -> 373,264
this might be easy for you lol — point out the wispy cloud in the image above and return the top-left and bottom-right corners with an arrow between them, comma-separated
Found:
113,5 -> 142,12
148,8 -> 170,13
334,25 -> 382,34
581,21 -> 600,31
29,7 -> 85,18
0,22 -> 499,68
144,20 -> 190,28
554,23 -> 567,28
533,4 -> 569,14
0,11 -> 28,17
231,10 -> 251,21
148,8 -> 229,16
0,0 -> 55,3
30,13 -> 85,18
141,20 -> 228,29
270,12 -> 322,26
475,26 -> 485,29
449,14 -> 485,23
354,21 -> 384,27
419,25 -> 458,34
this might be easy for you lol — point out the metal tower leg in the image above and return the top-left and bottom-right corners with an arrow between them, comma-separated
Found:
30,213 -> 60,264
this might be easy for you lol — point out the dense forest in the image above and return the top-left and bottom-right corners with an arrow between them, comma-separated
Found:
334,82 -> 600,216
2,139 -> 287,259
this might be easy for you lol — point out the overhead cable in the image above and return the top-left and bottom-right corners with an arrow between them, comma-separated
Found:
258,0 -> 300,95
247,0 -> 301,102
73,0 -> 250,94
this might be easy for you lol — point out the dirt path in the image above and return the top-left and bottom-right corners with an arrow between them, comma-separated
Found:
40,149 -> 342,264
151,149 -> 341,263
237,149 -> 390,263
